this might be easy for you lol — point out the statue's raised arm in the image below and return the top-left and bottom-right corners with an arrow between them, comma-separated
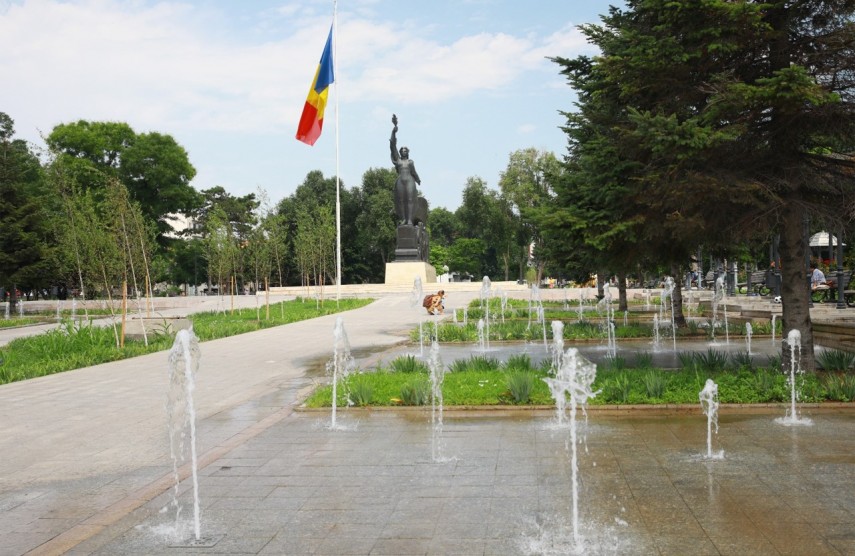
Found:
390,114 -> 399,162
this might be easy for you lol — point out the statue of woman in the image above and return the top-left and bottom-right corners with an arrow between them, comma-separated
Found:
390,114 -> 421,225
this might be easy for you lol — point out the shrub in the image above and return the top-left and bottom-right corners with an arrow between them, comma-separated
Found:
604,355 -> 627,372
642,370 -> 666,399
389,355 -> 428,373
399,378 -> 430,405
449,355 -> 500,373
696,349 -> 728,373
730,351 -> 753,371
506,371 -> 535,404
843,375 -> 855,400
603,372 -> 632,403
816,349 -> 855,372
346,374 -> 374,406
634,352 -> 654,370
823,374 -> 855,401
765,354 -> 782,372
753,370 -> 776,398
503,353 -> 534,373
678,351 -> 699,371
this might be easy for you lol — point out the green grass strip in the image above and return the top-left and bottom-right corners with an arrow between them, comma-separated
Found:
304,358 -> 833,408
0,297 -> 373,385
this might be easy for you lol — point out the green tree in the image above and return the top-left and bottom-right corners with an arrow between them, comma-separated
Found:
428,207 -> 460,247
447,237 -> 486,278
349,168 -> 397,283
455,177 -> 508,278
552,0 -> 855,368
204,206 -> 239,296
118,132 -> 200,237
499,148 -> 562,285
0,113 -> 54,306
294,204 -> 336,292
46,120 -> 200,242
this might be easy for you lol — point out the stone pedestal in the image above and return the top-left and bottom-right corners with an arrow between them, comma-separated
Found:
394,224 -> 428,262
385,261 -> 437,285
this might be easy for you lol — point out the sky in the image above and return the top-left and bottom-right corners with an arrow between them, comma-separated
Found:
1,0 -> 623,212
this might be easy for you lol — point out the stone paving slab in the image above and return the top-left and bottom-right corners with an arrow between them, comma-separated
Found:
60,410 -> 855,556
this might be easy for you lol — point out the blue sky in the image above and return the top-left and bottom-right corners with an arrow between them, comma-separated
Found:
1,0 -> 622,211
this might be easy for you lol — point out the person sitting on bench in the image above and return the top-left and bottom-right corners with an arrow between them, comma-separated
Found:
810,262 -> 828,290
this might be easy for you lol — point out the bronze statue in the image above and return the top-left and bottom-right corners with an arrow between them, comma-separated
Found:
390,114 -> 421,225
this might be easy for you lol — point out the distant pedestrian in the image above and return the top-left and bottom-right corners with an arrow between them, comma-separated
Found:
423,290 -> 445,315
810,262 -> 827,290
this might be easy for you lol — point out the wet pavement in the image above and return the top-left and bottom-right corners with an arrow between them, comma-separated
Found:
62,411 -> 855,555
1,289 -> 854,555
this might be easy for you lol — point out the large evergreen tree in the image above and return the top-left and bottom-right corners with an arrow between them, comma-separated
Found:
551,1 -> 855,368
0,113 -> 54,304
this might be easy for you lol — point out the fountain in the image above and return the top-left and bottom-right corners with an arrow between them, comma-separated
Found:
165,328 -> 205,544
500,290 -> 508,324
480,275 -> 492,309
699,379 -> 722,459
663,277 -> 677,352
411,277 -> 425,356
327,316 -> 356,430
476,318 -> 488,352
529,285 -> 542,327
771,314 -> 777,345
652,314 -> 661,350
537,305 -> 548,351
577,289 -> 585,322
745,322 -> 753,354
598,284 -> 616,357
550,320 -> 565,375
542,348 -> 599,546
711,275 -> 728,344
776,329 -> 813,426
410,275 -> 423,308
4,301 -> 9,320
428,337 -> 447,462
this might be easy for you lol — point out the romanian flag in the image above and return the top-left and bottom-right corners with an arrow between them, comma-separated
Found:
296,26 -> 335,146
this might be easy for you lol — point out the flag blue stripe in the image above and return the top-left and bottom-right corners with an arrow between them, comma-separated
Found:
314,26 -> 335,93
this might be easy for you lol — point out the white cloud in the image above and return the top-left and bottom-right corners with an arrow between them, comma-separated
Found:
2,0 -> 598,157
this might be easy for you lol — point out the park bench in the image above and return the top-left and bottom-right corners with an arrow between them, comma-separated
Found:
812,270 -> 854,305
738,270 -> 772,295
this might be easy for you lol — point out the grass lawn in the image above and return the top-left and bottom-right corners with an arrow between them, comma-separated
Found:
0,297 -> 372,385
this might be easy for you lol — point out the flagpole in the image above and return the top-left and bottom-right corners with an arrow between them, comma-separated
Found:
333,0 -> 341,303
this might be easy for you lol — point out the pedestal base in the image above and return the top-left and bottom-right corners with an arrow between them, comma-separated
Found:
385,261 -> 437,285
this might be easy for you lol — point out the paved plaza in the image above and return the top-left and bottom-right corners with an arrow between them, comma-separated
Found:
1,290 -> 854,555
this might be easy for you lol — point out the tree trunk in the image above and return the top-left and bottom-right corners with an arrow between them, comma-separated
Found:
670,263 -> 687,327
779,202 -> 815,372
617,271 -> 628,312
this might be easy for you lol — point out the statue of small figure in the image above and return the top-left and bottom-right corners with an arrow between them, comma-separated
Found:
390,114 -> 421,225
